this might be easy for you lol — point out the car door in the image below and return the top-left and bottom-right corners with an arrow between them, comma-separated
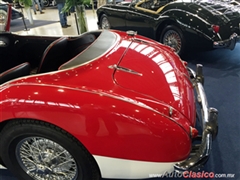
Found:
125,0 -> 160,39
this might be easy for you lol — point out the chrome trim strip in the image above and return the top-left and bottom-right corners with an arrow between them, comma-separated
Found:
174,64 -> 218,171
213,33 -> 240,50
109,64 -> 143,76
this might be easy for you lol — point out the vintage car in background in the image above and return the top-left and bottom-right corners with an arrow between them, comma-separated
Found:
107,0 -> 132,4
0,1 -> 23,20
0,3 -> 10,31
97,0 -> 240,55
3,0 -> 57,8
0,7 -> 218,180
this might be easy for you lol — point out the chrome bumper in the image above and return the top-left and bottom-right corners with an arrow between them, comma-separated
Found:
174,64 -> 218,171
213,33 -> 240,50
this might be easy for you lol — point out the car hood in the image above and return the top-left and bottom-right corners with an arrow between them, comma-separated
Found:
113,38 -> 196,125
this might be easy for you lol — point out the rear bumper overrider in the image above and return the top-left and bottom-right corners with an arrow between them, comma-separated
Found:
174,64 -> 218,171
213,33 -> 240,50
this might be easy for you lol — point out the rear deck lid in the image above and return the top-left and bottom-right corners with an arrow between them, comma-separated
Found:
113,39 -> 196,125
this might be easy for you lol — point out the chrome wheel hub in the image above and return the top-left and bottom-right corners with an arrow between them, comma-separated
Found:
16,137 -> 78,180
101,17 -> 110,29
0,10 -> 7,25
163,30 -> 182,54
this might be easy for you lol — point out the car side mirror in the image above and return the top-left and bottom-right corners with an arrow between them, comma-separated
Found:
0,3 -> 11,32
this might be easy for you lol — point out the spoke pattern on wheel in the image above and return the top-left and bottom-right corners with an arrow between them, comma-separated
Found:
16,137 -> 78,180
102,17 -> 110,29
163,30 -> 182,54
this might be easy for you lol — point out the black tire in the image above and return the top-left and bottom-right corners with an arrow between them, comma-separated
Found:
0,120 -> 101,180
160,24 -> 185,56
99,14 -> 111,29
19,1 -> 25,8
43,0 -> 50,7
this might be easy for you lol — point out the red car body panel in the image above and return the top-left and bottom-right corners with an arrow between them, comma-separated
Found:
115,38 -> 196,126
6,4 -> 11,31
0,30 -> 194,163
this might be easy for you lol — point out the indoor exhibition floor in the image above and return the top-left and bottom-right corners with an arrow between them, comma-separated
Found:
1,6 -> 240,180
10,6 -> 98,36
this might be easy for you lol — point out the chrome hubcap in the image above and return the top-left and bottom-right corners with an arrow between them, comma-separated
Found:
16,137 -> 78,180
0,11 -> 7,25
101,17 -> 110,29
163,30 -> 182,54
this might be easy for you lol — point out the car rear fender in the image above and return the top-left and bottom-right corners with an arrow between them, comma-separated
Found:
155,18 -> 179,40
0,83 -> 191,163
160,9 -> 215,42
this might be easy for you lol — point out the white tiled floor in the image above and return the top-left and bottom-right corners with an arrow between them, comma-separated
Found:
13,6 -> 98,36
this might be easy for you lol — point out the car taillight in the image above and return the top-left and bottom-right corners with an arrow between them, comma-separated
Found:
212,25 -> 220,33
190,126 -> 198,139
182,61 -> 188,67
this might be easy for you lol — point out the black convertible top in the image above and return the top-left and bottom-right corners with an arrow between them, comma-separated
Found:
59,30 -> 118,70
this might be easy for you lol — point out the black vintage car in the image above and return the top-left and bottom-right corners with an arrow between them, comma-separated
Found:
97,0 -> 240,55
0,2 -> 23,20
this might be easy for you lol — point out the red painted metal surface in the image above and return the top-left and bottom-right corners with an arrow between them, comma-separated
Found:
5,4 -> 11,32
0,30 -> 195,162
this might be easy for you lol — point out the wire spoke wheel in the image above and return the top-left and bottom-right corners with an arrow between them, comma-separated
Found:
16,137 -> 78,180
43,0 -> 49,7
160,25 -> 185,55
163,30 -> 182,54
100,15 -> 110,29
0,120 -> 101,180
0,10 -> 7,29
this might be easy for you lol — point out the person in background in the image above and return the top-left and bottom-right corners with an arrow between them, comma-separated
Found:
32,0 -> 44,14
40,0 -> 45,9
55,0 -> 71,28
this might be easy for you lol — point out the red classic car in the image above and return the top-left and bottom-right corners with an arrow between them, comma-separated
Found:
0,9 -> 218,179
